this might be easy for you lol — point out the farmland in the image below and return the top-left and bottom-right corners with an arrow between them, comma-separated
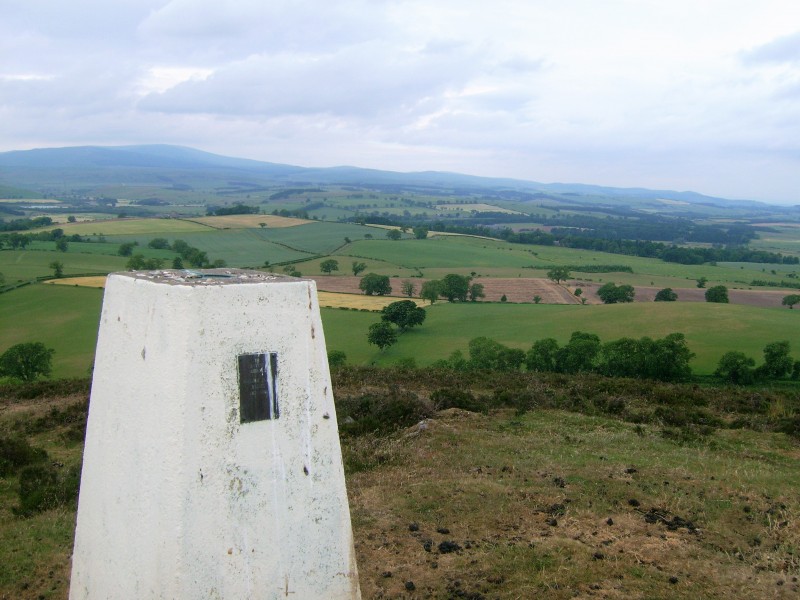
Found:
1,282 -> 796,378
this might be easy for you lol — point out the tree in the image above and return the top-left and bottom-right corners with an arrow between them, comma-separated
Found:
556,331 -> 601,374
320,259 -> 339,274
705,285 -> 729,303
367,322 -> 397,351
401,280 -> 416,297
500,294 -> 507,302
782,294 -> 800,309
440,273 -> 470,302
696,277 -> 708,288
547,267 -> 571,284
386,229 -> 402,240
327,350 -> 347,368
351,261 -> 367,276
49,261 -> 64,278
148,238 -> 170,250
172,257 -> 184,269
525,338 -> 560,372
467,337 -> 523,372
756,340 -> 793,379
420,280 -> 441,304
55,238 -> 68,252
0,342 -> 55,382
597,282 -> 635,304
715,351 -> 756,385
118,242 -> 136,257
533,295 -> 542,304
67,215 -> 77,223
413,226 -> 428,239
359,273 -> 391,296
381,300 -> 426,331
654,288 -> 678,302
468,282 -> 485,302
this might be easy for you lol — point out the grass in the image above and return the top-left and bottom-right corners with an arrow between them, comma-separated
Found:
0,285 -> 102,379
334,302 -> 799,374
2,371 -> 797,599
0,249 -> 128,282
36,218 -> 213,236
348,406 -> 799,598
2,286 -> 797,378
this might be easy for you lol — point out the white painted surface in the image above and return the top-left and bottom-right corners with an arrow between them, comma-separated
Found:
70,271 -> 360,599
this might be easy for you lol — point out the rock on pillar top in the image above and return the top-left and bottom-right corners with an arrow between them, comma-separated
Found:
70,270 -> 360,599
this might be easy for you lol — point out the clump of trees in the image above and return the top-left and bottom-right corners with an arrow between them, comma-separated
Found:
715,340 -> 799,384
705,285 -> 729,303
434,331 -> 695,382
367,300 -> 427,351
597,282 -> 635,304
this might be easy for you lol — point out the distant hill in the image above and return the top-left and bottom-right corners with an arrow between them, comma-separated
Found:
0,144 -> 773,210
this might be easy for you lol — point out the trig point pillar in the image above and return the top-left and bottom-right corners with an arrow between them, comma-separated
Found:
70,269 -> 360,599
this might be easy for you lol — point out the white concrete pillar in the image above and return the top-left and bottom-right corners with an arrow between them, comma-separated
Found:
70,270 -> 360,599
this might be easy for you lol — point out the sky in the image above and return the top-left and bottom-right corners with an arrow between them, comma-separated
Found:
1,1 -> 800,204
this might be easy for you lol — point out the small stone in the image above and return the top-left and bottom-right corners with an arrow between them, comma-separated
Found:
436,527 -> 450,534
606,518 -> 614,526
546,518 -> 558,527
409,522 -> 419,532
625,468 -> 638,474
592,552 -> 605,560
405,581 -> 416,591
669,576 -> 679,584
381,571 -> 392,578
628,498 -> 640,507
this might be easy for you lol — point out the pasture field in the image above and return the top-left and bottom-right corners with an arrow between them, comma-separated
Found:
323,301 -> 799,374
0,285 -> 102,378
435,202 -> 523,214
188,214 -> 308,229
251,221 -> 391,254
37,218 -> 213,236
0,249 -> 128,282
104,229 -> 313,265
335,235 -> 797,289
751,224 -> 800,257
2,285 -> 796,378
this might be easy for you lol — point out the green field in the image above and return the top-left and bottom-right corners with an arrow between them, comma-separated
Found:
0,285 -> 103,378
39,218 -> 214,236
325,301 -> 799,373
3,284 -> 793,379
0,249 -> 129,282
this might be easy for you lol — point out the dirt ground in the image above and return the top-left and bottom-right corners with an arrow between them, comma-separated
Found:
308,276 -> 791,308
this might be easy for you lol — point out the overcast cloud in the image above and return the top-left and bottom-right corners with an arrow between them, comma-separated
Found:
1,0 -> 800,203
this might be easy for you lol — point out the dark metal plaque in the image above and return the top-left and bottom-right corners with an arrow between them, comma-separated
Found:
237,353 -> 279,423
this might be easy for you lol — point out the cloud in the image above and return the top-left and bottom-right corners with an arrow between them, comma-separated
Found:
138,41 -> 486,118
742,31 -> 800,64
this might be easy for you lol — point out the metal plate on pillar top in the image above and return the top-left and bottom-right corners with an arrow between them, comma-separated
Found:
237,352 -> 279,422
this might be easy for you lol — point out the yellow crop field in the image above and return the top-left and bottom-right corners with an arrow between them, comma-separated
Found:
435,203 -> 523,214
37,218 -> 213,235
189,214 -> 309,229
44,278 -> 415,312
45,276 -> 108,288
0,198 -> 59,204
317,291 -> 421,310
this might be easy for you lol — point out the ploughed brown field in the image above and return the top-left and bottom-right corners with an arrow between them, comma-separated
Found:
308,277 -> 791,308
